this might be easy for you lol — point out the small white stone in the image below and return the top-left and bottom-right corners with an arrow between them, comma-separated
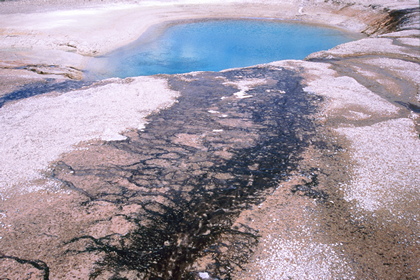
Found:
234,91 -> 253,99
198,272 -> 210,279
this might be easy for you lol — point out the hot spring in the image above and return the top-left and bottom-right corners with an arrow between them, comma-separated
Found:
86,19 -> 360,79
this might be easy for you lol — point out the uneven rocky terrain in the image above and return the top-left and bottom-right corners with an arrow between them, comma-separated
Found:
0,0 -> 419,279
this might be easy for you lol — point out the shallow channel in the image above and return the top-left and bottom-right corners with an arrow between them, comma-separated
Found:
86,19 -> 360,79
58,66 -> 326,279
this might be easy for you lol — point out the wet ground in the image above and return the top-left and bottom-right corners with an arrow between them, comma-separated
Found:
53,66 -> 323,279
0,65 -> 418,280
1,65 -> 328,279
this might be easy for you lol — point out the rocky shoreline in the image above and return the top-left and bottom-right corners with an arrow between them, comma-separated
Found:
0,0 -> 419,279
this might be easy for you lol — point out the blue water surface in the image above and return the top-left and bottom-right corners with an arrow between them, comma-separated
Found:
88,20 -> 358,78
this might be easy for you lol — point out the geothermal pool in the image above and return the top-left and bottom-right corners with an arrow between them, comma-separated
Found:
87,19 -> 358,78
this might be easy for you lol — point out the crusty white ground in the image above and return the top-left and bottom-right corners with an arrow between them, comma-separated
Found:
307,37 -> 413,58
285,60 -> 419,216
305,74 -> 400,118
362,57 -> 420,85
256,236 -> 355,280
336,118 -> 420,214
274,60 -> 401,120
0,77 -> 178,198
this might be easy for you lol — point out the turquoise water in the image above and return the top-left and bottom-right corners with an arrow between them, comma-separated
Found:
88,20 -> 358,78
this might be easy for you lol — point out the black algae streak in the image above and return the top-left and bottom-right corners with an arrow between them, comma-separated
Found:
54,66 -> 324,279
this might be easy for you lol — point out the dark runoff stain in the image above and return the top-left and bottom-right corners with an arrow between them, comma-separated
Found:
395,101 -> 420,113
54,66 -> 324,280
291,168 -> 329,200
0,79 -> 92,108
0,255 -> 49,280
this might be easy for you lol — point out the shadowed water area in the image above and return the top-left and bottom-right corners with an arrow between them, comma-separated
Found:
51,66 -> 326,279
87,20 -> 358,78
